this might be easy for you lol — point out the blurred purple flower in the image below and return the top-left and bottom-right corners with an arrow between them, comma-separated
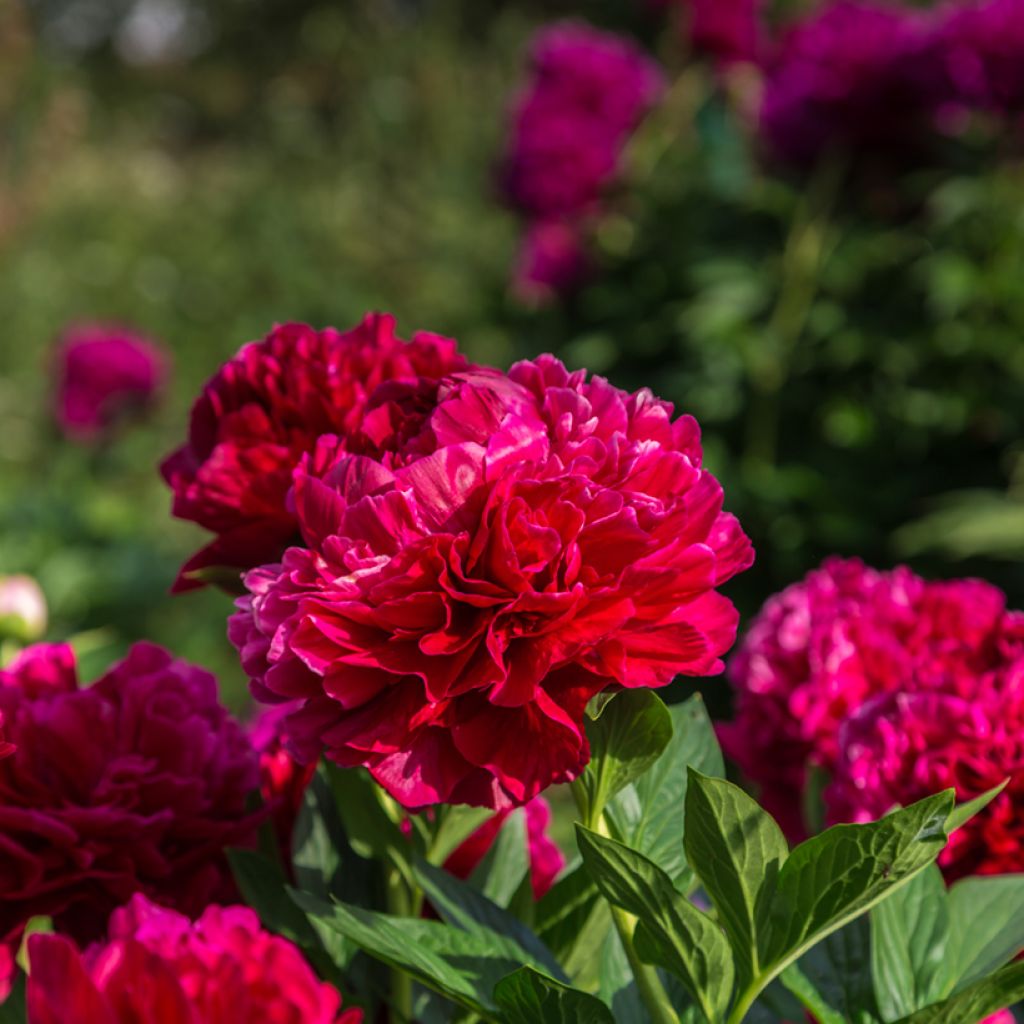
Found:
55,324 -> 168,441
512,219 -> 590,301
688,0 -> 765,65
759,0 -> 946,169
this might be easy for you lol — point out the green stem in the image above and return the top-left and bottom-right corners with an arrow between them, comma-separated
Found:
569,784 -> 680,1024
386,866 -> 414,1023
725,978 -> 766,1024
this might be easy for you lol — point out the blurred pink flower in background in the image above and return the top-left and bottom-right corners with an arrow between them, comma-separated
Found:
26,895 -> 362,1024
0,575 -> 47,643
443,796 -> 565,899
512,219 -> 590,301
0,642 -> 261,950
54,324 -> 167,441
687,0 -> 765,65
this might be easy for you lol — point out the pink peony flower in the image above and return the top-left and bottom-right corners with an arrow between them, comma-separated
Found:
232,354 -> 753,810
502,23 -> 665,220
0,938 -> 14,1002
0,642 -> 261,949
687,0 -> 765,65
759,1 -> 947,169
723,557 -> 1024,840
54,324 -> 167,442
161,314 -> 467,592
443,796 -> 565,899
512,219 -> 590,302
0,575 -> 47,643
26,894 -> 362,1024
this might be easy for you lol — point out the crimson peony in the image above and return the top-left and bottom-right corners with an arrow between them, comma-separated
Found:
161,314 -> 467,591
55,324 -> 167,442
26,894 -> 362,1024
0,642 -> 261,949
723,557 -> 1024,844
232,353 -> 752,810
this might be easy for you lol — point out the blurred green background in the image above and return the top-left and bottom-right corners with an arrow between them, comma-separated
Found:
2,0 -> 1024,710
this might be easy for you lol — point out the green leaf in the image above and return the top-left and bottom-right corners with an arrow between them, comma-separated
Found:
228,849 -> 351,979
684,769 -> 789,983
598,929 -> 648,1024
0,974 -> 25,1024
535,863 -> 613,990
789,919 -> 880,1024
469,808 -> 530,908
575,690 -> 673,826
764,790 -> 956,980
428,805 -> 495,864
576,824 -> 734,1023
494,966 -> 615,1024
944,780 -> 1007,834
412,858 -> 568,982
779,963 -> 846,1024
292,763 -> 347,900
893,961 -> 1024,1024
606,695 -> 724,887
327,764 -> 412,862
947,874 -> 1024,991
292,890 -> 529,1016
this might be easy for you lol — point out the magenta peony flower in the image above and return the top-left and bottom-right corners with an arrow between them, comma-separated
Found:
161,314 -> 468,592
936,0 -> 1024,117
0,642 -> 261,949
759,0 -> 946,169
502,22 -> 665,221
26,894 -> 362,1024
443,796 -> 565,899
232,354 -> 753,810
723,557 -> 1024,840
512,219 -> 590,302
687,0 -> 765,65
55,324 -> 167,441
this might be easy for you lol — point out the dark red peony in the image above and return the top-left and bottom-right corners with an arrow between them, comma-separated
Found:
231,354 -> 753,810
27,895 -> 362,1024
161,314 -> 467,591
0,642 -> 261,949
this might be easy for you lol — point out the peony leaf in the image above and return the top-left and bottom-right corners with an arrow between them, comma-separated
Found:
607,695 -> 724,888
292,890 -> 528,1016
683,769 -> 788,985
412,858 -> 568,982
468,808 -> 531,908
493,966 -> 615,1024
944,780 -> 1008,835
870,864 -> 952,1020
292,764 -> 348,901
576,824 -> 734,1023
575,690 -> 673,827
946,874 -> 1024,991
891,961 -> 1024,1024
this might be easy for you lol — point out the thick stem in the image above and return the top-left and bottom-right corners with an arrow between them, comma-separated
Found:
725,979 -> 765,1024
386,867 -> 414,1023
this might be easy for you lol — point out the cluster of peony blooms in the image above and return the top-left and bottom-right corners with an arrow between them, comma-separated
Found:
500,22 -> 664,300
724,557 -> 1024,879
166,313 -> 752,810
54,324 -> 167,442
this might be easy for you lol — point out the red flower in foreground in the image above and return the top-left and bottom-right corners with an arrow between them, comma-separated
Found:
26,895 -> 361,1024
55,324 -> 167,442
161,314 -> 467,591
0,643 -> 261,948
444,796 -> 565,899
722,557 -> 1024,847
232,354 -> 752,810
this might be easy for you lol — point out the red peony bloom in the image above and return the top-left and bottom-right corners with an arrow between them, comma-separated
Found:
232,354 -> 752,810
161,314 -> 467,592
0,642 -> 261,949
723,557 -> 1024,840
55,324 -> 167,442
443,796 -> 565,899
26,895 -> 362,1024
687,0 -> 765,65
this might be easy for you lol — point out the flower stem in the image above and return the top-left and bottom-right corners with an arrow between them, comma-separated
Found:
386,866 -> 414,1023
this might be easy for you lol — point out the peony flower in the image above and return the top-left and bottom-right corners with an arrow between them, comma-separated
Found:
502,23 -> 665,221
26,894 -> 362,1024
759,1 -> 946,169
723,557 -> 1024,839
161,314 -> 467,592
0,642 -> 261,949
936,0 -> 1024,117
54,324 -> 167,442
443,796 -> 565,899
232,354 -> 753,810
512,219 -> 590,302
0,575 -> 47,643
687,0 -> 765,65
